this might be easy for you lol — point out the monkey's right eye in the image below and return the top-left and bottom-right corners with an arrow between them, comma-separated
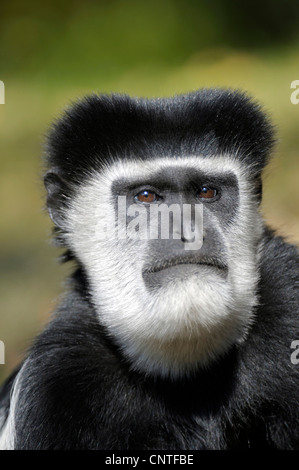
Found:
135,190 -> 159,203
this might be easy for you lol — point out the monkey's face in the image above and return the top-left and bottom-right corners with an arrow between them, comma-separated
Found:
62,155 -> 264,378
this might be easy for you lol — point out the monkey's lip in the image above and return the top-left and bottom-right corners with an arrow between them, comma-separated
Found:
143,256 -> 228,274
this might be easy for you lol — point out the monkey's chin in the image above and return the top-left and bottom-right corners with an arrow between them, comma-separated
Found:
119,308 -> 246,380
112,272 -> 253,379
91,262 -> 257,379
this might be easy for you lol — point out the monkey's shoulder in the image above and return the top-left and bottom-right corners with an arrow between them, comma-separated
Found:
259,228 -> 299,309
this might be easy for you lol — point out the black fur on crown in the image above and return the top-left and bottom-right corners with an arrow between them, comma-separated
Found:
44,88 -> 276,186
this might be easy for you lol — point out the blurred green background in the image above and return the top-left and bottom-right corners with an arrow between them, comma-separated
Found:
1,0 -> 299,382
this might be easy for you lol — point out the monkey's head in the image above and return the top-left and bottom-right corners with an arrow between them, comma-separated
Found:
44,89 -> 275,378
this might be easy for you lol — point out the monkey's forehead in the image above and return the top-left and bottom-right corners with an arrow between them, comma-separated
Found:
102,155 -> 243,186
44,88 -> 275,185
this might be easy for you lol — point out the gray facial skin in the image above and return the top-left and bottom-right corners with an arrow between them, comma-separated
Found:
112,167 -> 239,290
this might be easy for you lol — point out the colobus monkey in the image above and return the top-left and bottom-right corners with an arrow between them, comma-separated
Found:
0,89 -> 299,450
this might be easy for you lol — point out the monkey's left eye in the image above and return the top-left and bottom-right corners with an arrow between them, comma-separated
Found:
198,186 -> 218,199
135,190 -> 159,203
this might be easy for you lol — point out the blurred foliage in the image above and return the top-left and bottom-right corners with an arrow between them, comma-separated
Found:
1,0 -> 299,82
0,0 -> 299,382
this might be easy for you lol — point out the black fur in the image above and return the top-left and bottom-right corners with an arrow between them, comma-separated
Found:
0,89 -> 298,450
45,88 -> 275,186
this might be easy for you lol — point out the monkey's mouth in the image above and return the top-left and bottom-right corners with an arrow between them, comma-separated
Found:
143,255 -> 228,275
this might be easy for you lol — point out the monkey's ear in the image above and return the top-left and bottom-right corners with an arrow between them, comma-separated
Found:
44,169 -> 70,228
255,177 -> 263,204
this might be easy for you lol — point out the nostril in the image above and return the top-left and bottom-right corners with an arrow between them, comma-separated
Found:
181,233 -> 195,243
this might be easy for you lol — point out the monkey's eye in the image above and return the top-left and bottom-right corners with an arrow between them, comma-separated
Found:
135,190 -> 159,203
198,186 -> 218,200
